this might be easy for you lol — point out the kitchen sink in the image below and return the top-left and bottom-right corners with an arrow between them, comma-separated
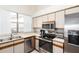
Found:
0,38 -> 11,43
0,39 -> 3,42
12,36 -> 22,39
0,34 -> 22,43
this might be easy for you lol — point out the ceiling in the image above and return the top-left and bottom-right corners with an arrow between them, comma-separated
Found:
0,5 -> 51,16
0,5 -> 76,16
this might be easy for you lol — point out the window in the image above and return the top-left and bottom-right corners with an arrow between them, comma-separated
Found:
10,13 -> 32,33
18,14 -> 24,33
10,12 -> 17,33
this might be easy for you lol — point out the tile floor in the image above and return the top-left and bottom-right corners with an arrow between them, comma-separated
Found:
31,45 -> 63,53
31,50 -> 39,53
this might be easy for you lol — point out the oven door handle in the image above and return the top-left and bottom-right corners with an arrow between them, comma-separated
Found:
39,42 -> 47,47
68,43 -> 79,47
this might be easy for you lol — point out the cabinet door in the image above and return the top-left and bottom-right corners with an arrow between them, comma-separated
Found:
36,17 -> 42,28
0,47 -> 13,53
48,13 -> 55,21
31,37 -> 35,49
33,18 -> 37,28
35,39 -> 39,51
0,41 -> 13,53
42,15 -> 48,22
14,43 -> 24,53
56,11 -> 64,28
14,39 -> 24,53
66,7 -> 79,15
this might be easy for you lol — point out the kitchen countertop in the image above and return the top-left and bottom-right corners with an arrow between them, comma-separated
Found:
0,32 -> 64,44
53,38 -> 64,48
0,33 -> 40,50
17,33 -> 40,39
0,33 -> 64,49
53,38 -> 64,43
0,33 -> 40,44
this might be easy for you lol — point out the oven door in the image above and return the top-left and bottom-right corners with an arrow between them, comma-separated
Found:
68,35 -> 79,45
39,39 -> 53,53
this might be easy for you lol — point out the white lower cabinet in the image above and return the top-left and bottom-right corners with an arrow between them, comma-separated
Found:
14,43 -> 24,53
13,39 -> 24,53
0,39 -> 24,53
0,41 -> 14,53
0,43 -> 24,53
0,47 -> 13,53
53,45 -> 63,53
35,39 -> 39,51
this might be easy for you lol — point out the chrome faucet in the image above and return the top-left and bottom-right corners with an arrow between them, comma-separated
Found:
0,39 -> 3,42
10,32 -> 16,38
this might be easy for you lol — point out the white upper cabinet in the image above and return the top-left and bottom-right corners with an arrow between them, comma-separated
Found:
36,17 -> 42,28
33,18 -> 38,28
66,7 -> 79,15
48,13 -> 55,21
42,15 -> 48,22
56,11 -> 64,28
33,17 -> 42,28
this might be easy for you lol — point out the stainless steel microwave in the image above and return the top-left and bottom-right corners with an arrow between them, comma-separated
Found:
42,21 -> 55,29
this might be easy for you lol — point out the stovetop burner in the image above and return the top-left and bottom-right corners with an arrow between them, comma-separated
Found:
38,36 -> 53,42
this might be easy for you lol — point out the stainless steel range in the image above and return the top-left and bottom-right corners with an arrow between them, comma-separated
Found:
39,29 -> 56,53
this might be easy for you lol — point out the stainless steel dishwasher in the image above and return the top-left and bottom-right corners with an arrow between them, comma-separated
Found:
24,38 -> 34,53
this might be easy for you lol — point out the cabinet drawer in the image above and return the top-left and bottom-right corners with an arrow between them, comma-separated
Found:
0,41 -> 13,49
13,39 -> 24,45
